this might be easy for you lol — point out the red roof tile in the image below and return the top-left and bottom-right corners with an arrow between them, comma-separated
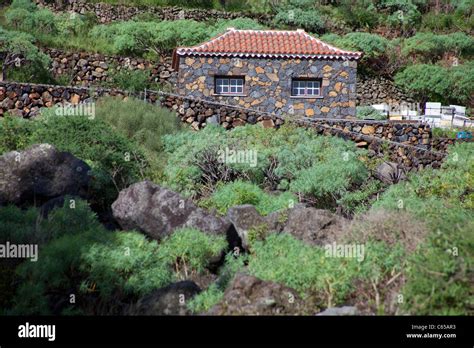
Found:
176,28 -> 362,60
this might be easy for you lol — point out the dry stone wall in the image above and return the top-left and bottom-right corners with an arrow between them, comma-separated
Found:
45,48 -> 176,87
1,81 -> 464,171
35,0 -> 272,24
357,76 -> 415,106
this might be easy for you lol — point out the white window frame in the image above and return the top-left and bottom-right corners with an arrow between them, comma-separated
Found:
292,79 -> 321,97
215,76 -> 244,95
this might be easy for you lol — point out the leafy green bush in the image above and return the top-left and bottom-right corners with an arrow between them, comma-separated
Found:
0,28 -> 51,81
395,62 -> 474,105
247,233 -> 402,308
373,143 -> 474,314
106,69 -> 150,92
162,124 -> 368,205
31,111 -> 147,208
333,32 -> 390,59
94,97 -> 183,181
200,180 -> 295,216
80,232 -> 173,299
157,228 -> 227,279
90,20 -> 208,58
338,179 -> 383,215
8,201 -> 112,315
402,32 -> 474,63
379,0 -> 421,30
0,115 -> 34,154
274,8 -> 325,33
333,0 -> 381,30
356,106 -> 387,120
187,283 -> 223,313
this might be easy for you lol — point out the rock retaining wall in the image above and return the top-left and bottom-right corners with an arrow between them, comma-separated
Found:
1,81 -> 465,170
45,48 -> 176,87
357,76 -> 415,106
35,0 -> 272,25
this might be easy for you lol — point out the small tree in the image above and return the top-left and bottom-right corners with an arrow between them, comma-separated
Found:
0,28 -> 50,81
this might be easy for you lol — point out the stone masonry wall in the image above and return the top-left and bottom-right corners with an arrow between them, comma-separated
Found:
35,0 -> 272,25
0,81 -> 462,171
45,48 -> 176,87
177,56 -> 358,118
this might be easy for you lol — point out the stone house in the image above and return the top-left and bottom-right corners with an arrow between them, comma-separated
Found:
172,28 -> 362,118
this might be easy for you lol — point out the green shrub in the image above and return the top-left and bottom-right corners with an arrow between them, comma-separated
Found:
402,32 -> 474,63
95,97 -> 182,181
338,179 -> 383,215
106,69 -> 150,92
395,63 -> 474,105
80,232 -> 173,299
334,0 -> 380,29
247,233 -> 400,308
200,180 -> 295,216
356,106 -> 387,120
0,28 -> 51,81
187,283 -> 223,313
162,124 -> 368,204
157,228 -> 227,279
90,20 -> 208,58
0,115 -> 34,153
31,111 -> 147,208
334,32 -> 390,59
8,201 -> 112,315
274,8 -> 325,33
373,142 -> 474,314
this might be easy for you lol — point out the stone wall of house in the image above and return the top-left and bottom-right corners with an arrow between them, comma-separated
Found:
45,48 -> 176,87
177,56 -> 358,118
35,0 -> 272,25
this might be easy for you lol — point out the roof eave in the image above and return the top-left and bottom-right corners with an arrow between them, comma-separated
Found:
176,51 -> 363,61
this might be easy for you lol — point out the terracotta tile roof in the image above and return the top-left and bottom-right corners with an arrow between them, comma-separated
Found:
175,28 -> 362,60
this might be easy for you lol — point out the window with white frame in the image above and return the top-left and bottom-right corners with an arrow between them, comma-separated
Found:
291,79 -> 321,97
215,76 -> 244,95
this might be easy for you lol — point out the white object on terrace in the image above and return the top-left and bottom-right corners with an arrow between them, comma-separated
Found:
425,102 -> 442,116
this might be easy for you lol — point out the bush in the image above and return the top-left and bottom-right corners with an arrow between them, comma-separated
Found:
402,32 -> 474,63
31,111 -> 147,208
157,228 -> 228,280
356,106 -> 387,120
200,180 -> 295,216
94,97 -> 182,181
333,32 -> 390,59
337,179 -> 383,215
274,8 -> 325,33
90,20 -> 208,58
106,69 -> 150,92
247,233 -> 402,308
372,143 -> 474,314
395,63 -> 474,105
162,124 -> 368,205
208,18 -> 266,37
8,201 -> 112,315
0,115 -> 34,154
334,0 -> 380,30
187,283 -> 223,313
80,232 -> 173,299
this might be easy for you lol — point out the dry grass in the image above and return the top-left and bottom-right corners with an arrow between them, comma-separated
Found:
347,208 -> 429,253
